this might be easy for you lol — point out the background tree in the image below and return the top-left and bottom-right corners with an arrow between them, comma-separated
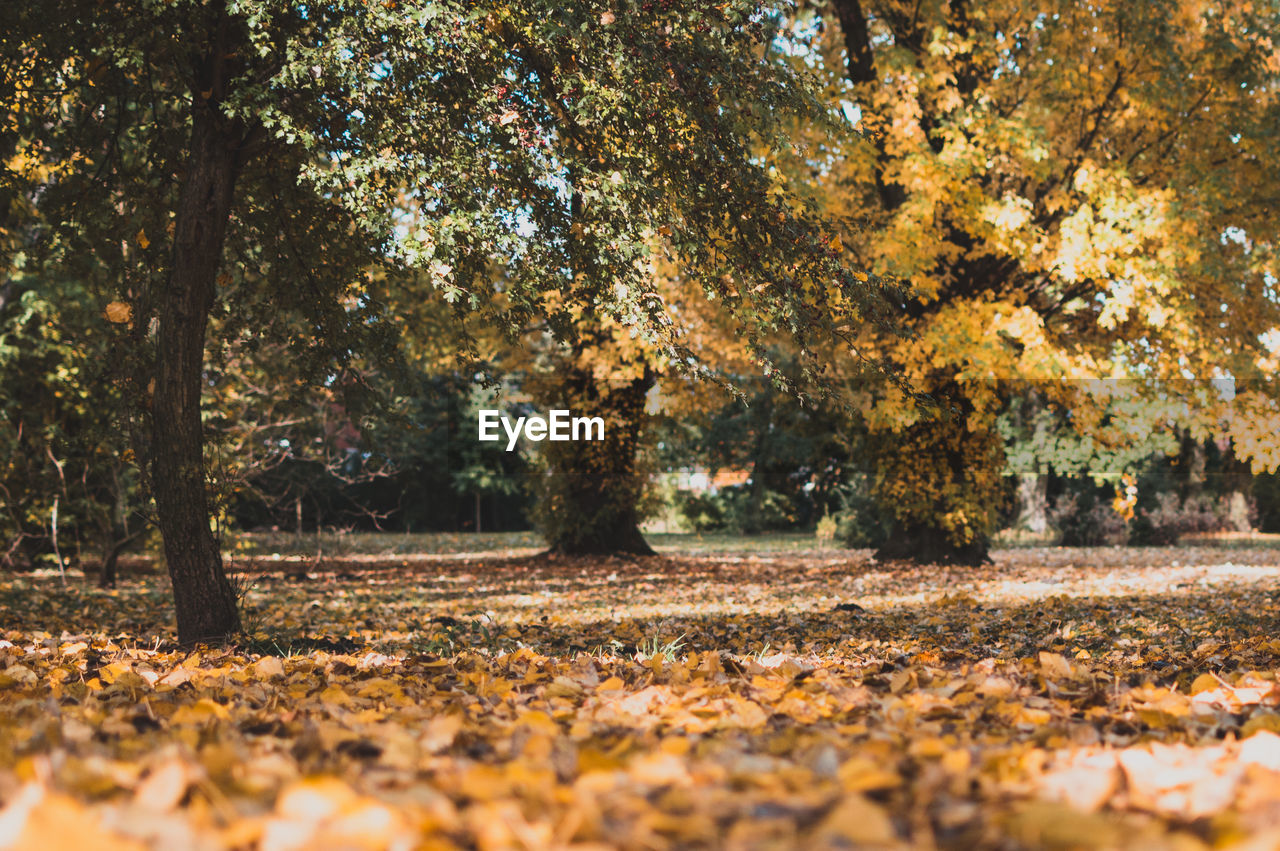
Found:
804,0 -> 1280,563
0,273 -> 147,581
4,0 -> 899,640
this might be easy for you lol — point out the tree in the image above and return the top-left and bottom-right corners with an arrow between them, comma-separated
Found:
529,358 -> 659,554
0,273 -> 148,581
4,1 -> 898,640
658,354 -> 857,532
806,0 -> 1280,563
997,381 -> 1181,539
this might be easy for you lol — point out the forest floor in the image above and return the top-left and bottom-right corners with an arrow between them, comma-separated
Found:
4,542 -> 1280,849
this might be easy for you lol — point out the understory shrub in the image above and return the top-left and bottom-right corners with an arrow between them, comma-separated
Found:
1050,492 -> 1129,546
675,486 -> 795,533
676,491 -> 728,532
1130,493 -> 1254,545
829,476 -> 889,549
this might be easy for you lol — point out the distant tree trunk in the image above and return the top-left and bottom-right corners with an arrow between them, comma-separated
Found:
474,492 -> 482,533
150,51 -> 244,643
1220,441 -> 1254,532
1015,472 -> 1049,534
537,365 -> 656,556
99,540 -> 120,589
743,393 -> 775,534
99,525 -> 146,589
875,522 -> 992,566
1010,387 -> 1049,535
1181,432 -> 1207,499
868,406 -> 1005,566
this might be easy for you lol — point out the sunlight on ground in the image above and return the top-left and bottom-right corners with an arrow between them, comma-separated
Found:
2,546 -> 1280,849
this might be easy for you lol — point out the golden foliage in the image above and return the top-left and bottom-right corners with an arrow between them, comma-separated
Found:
3,544 -> 1280,847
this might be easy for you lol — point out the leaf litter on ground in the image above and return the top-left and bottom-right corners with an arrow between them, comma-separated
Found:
3,545 -> 1280,848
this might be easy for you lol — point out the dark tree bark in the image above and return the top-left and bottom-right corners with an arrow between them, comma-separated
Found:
866,404 -> 1004,566
1180,432 -> 1207,499
150,43 -> 245,643
874,523 -> 991,566
743,392 -> 775,535
98,525 -> 147,589
539,366 -> 656,556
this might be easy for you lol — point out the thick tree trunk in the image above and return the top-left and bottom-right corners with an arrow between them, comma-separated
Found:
867,405 -> 1004,566
151,69 -> 243,644
1181,432 -> 1206,499
875,523 -> 991,566
539,367 -> 656,556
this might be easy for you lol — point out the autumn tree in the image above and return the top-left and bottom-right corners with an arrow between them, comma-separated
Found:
4,1 -> 899,640
0,273 -> 148,580
803,0 -> 1280,563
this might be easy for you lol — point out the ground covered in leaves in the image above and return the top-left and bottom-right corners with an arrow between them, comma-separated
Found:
5,544 -> 1280,849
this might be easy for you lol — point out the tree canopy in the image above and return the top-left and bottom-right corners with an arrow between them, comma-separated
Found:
2,0 -> 899,640
801,0 -> 1280,561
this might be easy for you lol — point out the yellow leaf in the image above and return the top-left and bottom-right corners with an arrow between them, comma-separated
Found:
1006,802 -> 1122,849
135,228 -> 149,250
420,714 -> 462,753
889,669 -> 914,693
104,302 -> 132,324
1190,673 -> 1220,695
253,656 -> 285,679
0,665 -> 37,688
98,661 -> 130,684
838,758 -> 902,792
1038,651 -> 1074,679
546,676 -> 584,698
1241,713 -> 1280,737
134,760 -> 194,812
0,785 -> 143,851
168,697 -> 230,726
458,764 -> 510,801
813,794 -> 896,845
276,777 -> 358,821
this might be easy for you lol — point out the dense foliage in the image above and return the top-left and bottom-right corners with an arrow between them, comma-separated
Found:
3,0 -> 899,638
799,0 -> 1280,561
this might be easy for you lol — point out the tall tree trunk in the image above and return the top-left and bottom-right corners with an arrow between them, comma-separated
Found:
151,58 -> 243,644
1181,432 -> 1207,499
875,522 -> 992,566
743,392 -> 775,535
537,366 -> 656,556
